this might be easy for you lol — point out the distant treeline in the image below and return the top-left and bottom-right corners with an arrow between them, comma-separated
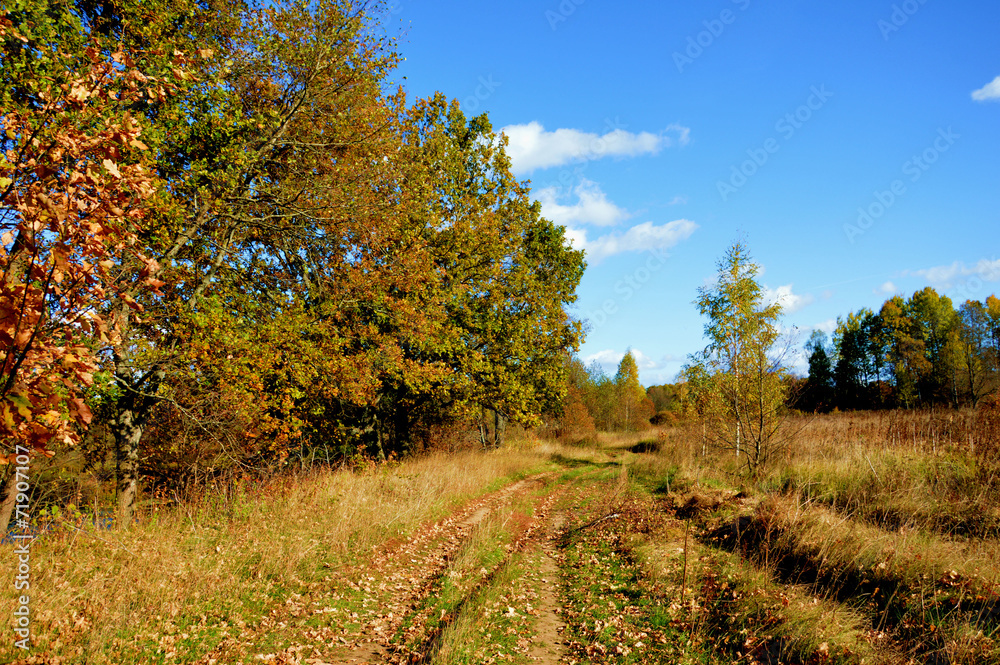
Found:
554,352 -> 656,440
795,288 -> 999,412
642,287 -> 1000,417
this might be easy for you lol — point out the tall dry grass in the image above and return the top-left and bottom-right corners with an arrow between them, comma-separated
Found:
631,408 -> 1000,662
631,408 -> 999,536
0,443 -> 556,662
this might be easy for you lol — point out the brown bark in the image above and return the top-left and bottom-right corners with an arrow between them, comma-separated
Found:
0,469 -> 20,536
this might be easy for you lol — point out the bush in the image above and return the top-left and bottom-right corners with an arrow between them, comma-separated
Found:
558,386 -> 597,443
650,410 -> 678,427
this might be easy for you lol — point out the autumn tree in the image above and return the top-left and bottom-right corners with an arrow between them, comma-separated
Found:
384,93 -> 585,450
77,0 -> 416,519
908,287 -> 959,406
611,351 -> 652,431
879,296 -> 929,408
676,362 -> 712,420
957,300 -> 996,406
3,0 -> 587,524
549,355 -> 596,441
0,8 -> 191,530
831,310 -> 875,409
817,290 -> 999,410
692,242 -> 788,476
988,295 -> 1000,388
646,383 -> 678,413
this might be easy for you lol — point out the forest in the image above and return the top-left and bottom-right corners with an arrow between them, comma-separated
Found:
1,0 -> 585,527
796,289 -> 1000,412
635,289 -> 1000,418
3,0 -> 1000,530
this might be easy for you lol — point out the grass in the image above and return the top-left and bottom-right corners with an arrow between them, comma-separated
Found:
8,407 -> 1000,663
0,444 -> 557,663
630,408 -> 1000,663
763,444 -> 1000,538
433,552 -> 538,665
723,495 -> 1000,661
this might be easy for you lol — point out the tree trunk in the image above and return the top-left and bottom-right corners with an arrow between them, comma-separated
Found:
493,409 -> 505,449
736,419 -> 741,459
111,354 -> 164,526
393,399 -> 410,454
115,402 -> 145,525
374,412 -> 386,462
0,468 -> 20,537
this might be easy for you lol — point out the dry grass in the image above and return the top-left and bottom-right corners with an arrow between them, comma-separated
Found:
0,442 -> 558,663
8,408 -> 999,662
636,537 -> 878,664
630,406 -> 1000,662
787,409 -> 980,458
729,495 -> 1000,662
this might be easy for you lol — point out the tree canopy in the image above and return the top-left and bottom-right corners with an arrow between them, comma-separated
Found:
0,0 -> 584,523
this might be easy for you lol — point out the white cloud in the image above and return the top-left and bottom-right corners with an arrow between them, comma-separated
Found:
583,348 -> 665,376
972,76 -> 1000,102
562,225 -> 588,251
500,121 -> 690,174
811,318 -> 838,334
910,258 -> 1000,289
536,179 -> 629,227
632,349 -> 664,371
762,283 -> 814,313
583,349 -> 624,370
537,178 -> 697,261
877,280 -> 897,295
581,219 -> 698,264
668,195 -> 688,205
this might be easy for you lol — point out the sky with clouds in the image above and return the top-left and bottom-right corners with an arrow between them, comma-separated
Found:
388,0 -> 1000,384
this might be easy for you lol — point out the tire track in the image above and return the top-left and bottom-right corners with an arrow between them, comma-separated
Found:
193,473 -> 556,665
526,511 -> 567,664
341,473 -> 560,663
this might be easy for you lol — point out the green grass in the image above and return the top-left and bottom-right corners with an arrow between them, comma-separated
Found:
433,553 -> 539,665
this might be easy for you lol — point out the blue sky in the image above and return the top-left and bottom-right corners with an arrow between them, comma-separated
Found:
387,0 -> 1000,385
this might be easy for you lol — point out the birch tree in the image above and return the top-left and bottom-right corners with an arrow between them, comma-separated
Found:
692,241 -> 788,476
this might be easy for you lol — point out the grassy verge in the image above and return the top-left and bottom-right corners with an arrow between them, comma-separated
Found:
762,446 -> 1000,539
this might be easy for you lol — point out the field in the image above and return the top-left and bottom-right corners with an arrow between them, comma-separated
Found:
2,410 -> 999,664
